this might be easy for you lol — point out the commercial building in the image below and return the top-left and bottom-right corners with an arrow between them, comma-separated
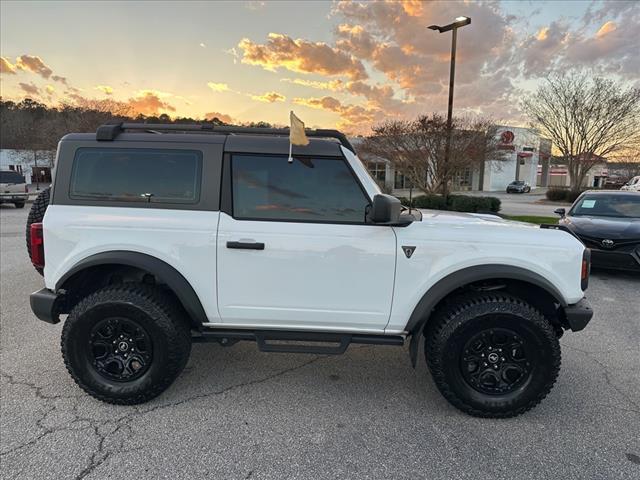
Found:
356,125 -> 552,195
0,149 -> 54,185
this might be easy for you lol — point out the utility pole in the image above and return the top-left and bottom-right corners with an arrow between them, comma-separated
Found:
429,16 -> 471,199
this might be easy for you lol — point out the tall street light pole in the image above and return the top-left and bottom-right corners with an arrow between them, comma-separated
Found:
428,16 -> 471,199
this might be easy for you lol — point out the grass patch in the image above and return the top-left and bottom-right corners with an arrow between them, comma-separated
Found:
505,215 -> 558,225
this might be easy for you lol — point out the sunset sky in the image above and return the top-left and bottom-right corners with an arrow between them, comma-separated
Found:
1,0 -> 638,134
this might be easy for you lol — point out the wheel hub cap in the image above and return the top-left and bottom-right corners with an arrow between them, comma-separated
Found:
460,328 -> 532,395
88,317 -> 153,382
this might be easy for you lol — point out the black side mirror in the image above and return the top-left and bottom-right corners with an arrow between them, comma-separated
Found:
554,208 -> 566,216
367,194 -> 402,224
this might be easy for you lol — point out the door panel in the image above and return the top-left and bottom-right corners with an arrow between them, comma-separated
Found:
217,213 -> 397,331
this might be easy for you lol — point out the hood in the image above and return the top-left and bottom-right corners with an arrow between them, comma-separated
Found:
420,209 -> 536,228
406,209 -> 582,252
562,215 -> 640,241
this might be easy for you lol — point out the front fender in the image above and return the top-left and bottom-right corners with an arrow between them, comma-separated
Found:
405,264 -> 567,368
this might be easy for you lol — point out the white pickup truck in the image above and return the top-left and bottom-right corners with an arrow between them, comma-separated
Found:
28,123 -> 593,417
0,170 -> 28,208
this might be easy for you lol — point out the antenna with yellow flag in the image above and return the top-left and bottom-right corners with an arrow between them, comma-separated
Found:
288,111 -> 309,163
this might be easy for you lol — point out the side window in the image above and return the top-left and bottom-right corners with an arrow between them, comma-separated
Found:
70,148 -> 202,204
231,155 -> 370,223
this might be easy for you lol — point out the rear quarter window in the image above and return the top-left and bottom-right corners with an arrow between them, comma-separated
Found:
69,148 -> 202,204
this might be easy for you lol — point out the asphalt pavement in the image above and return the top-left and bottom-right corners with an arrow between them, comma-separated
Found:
1,204 -> 639,480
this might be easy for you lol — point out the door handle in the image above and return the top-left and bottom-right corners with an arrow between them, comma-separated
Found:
227,241 -> 265,250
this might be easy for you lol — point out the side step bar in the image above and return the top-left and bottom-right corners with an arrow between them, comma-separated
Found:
193,329 -> 405,355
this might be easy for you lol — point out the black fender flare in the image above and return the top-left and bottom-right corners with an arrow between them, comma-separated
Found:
56,251 -> 208,328
407,264 -> 567,367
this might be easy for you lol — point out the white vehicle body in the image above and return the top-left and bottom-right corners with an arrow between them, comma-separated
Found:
621,176 -> 640,191
29,124 -> 594,414
42,146 -> 585,335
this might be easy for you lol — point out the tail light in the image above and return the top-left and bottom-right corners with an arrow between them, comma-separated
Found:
581,248 -> 591,291
30,223 -> 45,269
25,184 -> 28,193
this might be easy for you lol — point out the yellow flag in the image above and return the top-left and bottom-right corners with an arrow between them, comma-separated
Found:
289,111 -> 309,146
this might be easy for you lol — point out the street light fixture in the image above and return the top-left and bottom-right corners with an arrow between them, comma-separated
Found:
428,15 -> 471,197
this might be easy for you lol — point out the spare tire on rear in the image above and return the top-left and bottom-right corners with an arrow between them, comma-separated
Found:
26,187 -> 50,275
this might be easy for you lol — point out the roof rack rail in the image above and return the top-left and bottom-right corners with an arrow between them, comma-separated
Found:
95,122 -> 355,153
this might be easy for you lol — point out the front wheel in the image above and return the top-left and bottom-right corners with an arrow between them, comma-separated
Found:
425,292 -> 560,418
61,284 -> 192,404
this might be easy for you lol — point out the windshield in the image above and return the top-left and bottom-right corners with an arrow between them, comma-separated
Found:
512,181 -> 524,185
570,194 -> 640,219
0,171 -> 26,184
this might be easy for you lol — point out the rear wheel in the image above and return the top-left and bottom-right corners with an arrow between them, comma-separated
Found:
25,187 -> 50,275
61,284 -> 192,405
425,292 -> 560,418
14,201 -> 25,208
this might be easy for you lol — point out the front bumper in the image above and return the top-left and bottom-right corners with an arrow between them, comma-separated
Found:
564,298 -> 593,332
30,288 -> 61,324
590,246 -> 640,272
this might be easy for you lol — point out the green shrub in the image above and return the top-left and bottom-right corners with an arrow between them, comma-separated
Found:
395,193 -> 500,213
450,195 -> 478,212
413,194 -> 448,210
546,187 -> 588,202
487,196 -> 501,212
566,189 -> 587,202
546,187 -> 569,201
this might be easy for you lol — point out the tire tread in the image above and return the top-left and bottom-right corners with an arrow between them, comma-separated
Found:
425,292 -> 561,418
61,283 -> 191,405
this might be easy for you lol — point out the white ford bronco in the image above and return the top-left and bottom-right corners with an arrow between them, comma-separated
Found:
28,123 -> 593,417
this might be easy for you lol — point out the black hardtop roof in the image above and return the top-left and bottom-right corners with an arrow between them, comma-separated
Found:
59,122 -> 355,157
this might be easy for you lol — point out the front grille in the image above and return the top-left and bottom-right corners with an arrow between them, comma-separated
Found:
578,234 -> 639,252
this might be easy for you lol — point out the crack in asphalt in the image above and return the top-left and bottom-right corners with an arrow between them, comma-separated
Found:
563,344 -> 640,414
0,352 -> 333,479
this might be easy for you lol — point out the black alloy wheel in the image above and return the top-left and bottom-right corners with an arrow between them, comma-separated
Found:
425,292 -> 561,418
460,325 -> 531,395
62,284 -> 191,404
89,317 -> 153,382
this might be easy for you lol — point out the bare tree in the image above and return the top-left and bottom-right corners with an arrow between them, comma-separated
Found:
522,71 -> 640,192
608,147 -> 640,180
359,114 -> 504,196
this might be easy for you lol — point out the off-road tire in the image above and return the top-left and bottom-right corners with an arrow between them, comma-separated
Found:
61,283 -> 192,405
25,187 -> 50,275
14,201 -> 25,208
425,292 -> 561,418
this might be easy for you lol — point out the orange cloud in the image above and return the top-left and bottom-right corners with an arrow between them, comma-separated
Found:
293,95 -> 378,132
0,57 -> 16,74
596,21 -> 616,38
128,92 -> 176,115
239,33 -> 367,80
15,55 -> 52,79
251,91 -> 285,103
